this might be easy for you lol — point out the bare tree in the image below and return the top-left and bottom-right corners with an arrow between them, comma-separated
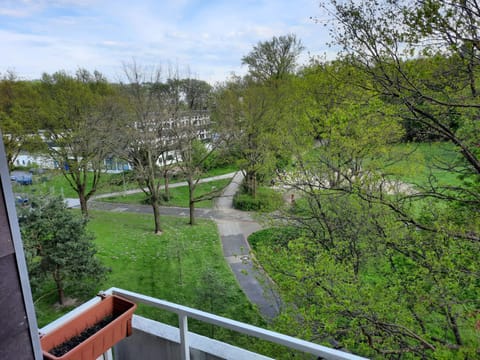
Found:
120,61 -> 171,234
171,112 -> 221,225
157,69 -> 220,226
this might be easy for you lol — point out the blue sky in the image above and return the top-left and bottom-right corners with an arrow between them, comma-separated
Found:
0,0 -> 333,84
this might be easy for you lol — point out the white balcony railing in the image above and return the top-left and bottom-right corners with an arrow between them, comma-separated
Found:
40,287 -> 368,360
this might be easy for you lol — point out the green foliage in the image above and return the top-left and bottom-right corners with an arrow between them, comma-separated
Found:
213,74 -> 311,197
254,193 -> 480,358
248,226 -> 300,249
201,149 -> 237,172
327,0 -> 480,173
39,69 -> 127,215
233,186 -> 283,212
241,33 -> 304,83
18,196 -> 106,305
0,72 -> 45,169
190,139 -> 210,172
250,50 -> 479,357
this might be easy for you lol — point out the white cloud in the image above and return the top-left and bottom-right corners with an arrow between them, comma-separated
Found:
0,0 -> 332,83
0,7 -> 30,17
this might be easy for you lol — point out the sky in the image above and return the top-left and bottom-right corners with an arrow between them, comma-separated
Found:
0,0 -> 334,84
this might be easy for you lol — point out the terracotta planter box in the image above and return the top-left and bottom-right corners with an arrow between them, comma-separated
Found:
40,295 -> 137,360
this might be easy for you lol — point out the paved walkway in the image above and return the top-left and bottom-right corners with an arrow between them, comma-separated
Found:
213,172 -> 280,320
72,171 -> 280,320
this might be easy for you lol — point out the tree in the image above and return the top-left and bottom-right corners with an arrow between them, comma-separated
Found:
40,70 -> 125,216
326,0 -> 480,208
213,35 -> 307,197
19,196 -> 106,305
213,78 -> 277,197
120,62 -> 171,234
0,72 -> 44,169
242,34 -> 304,83
155,75 -> 213,203
174,134 -> 222,225
254,54 -> 480,357
179,78 -> 212,110
156,70 -> 220,226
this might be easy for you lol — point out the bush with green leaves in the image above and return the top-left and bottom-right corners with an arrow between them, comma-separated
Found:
233,186 -> 283,212
18,196 -> 106,305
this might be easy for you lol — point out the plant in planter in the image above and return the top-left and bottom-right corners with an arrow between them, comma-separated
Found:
40,294 -> 137,360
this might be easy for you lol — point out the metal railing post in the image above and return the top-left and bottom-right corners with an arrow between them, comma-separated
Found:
99,349 -> 113,360
179,313 -> 190,360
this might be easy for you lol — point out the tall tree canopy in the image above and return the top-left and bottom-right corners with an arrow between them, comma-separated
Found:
242,34 -> 304,83
213,77 -> 280,197
40,70 -> 125,216
248,2 -> 480,358
0,72 -> 44,169
213,34 -> 307,197
327,0 -> 480,177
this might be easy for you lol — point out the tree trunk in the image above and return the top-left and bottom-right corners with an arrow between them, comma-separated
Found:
164,172 -> 170,199
7,154 -> 14,171
188,180 -> 195,225
53,269 -> 65,305
79,192 -> 88,217
246,170 -> 257,198
152,201 -> 162,234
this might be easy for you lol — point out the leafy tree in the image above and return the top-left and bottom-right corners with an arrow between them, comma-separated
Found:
242,34 -> 304,83
213,78 -> 278,197
179,78 -> 212,110
19,196 -> 106,305
258,191 -> 479,358
0,72 -> 44,169
40,70 -> 125,216
156,77 -> 212,111
213,35 -> 307,197
325,0 -> 480,213
255,55 -> 479,357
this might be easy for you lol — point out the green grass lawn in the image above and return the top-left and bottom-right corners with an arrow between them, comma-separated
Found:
382,142 -> 467,187
12,170 -> 139,198
98,178 -> 231,208
13,165 -> 238,199
34,210 -> 265,347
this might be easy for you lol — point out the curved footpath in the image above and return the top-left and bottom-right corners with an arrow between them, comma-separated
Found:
213,172 -> 280,320
76,172 -> 280,320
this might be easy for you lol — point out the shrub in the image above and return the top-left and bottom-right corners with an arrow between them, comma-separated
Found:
249,226 -> 301,249
233,186 -> 283,212
18,196 -> 106,305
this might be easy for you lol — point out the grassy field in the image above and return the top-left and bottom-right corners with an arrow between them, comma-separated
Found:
12,165 -> 238,199
98,178 -> 232,208
381,142 -> 466,187
12,170 -> 136,198
34,210 -> 265,347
